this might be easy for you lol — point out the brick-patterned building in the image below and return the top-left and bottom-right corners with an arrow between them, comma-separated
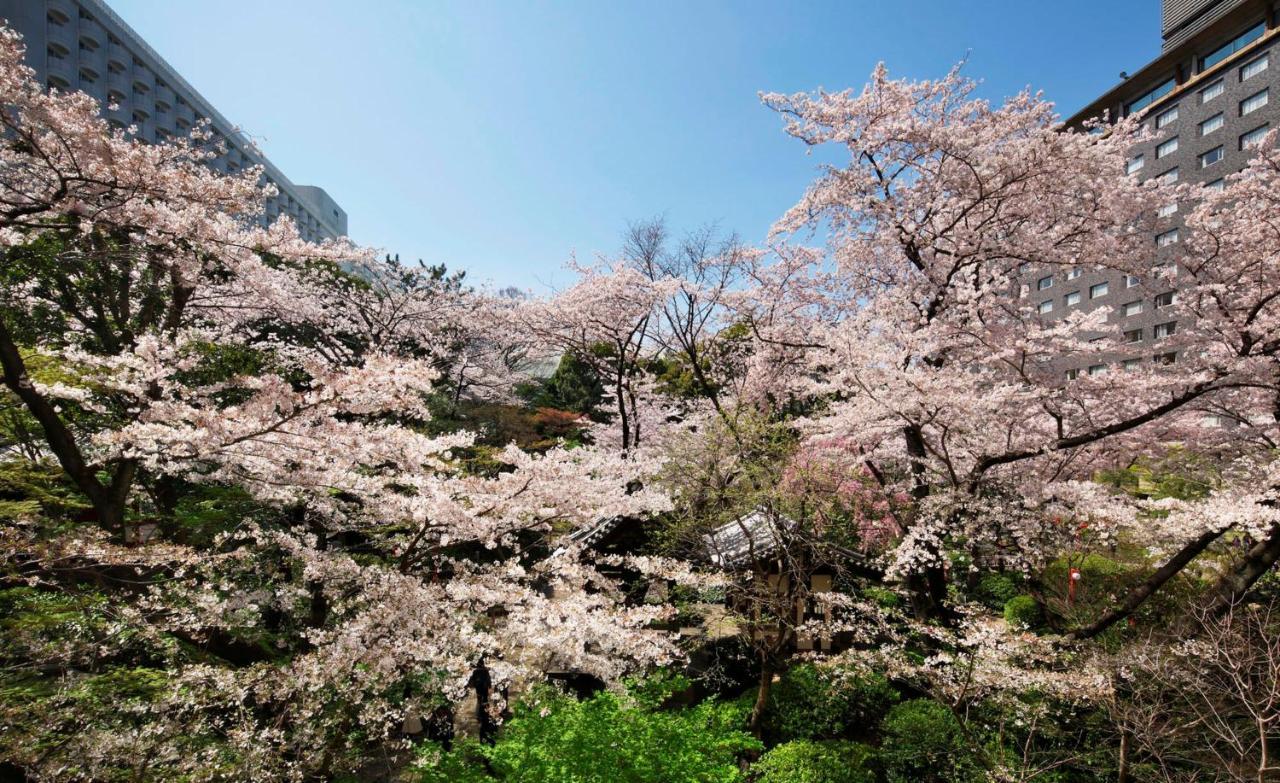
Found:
1024,0 -> 1279,380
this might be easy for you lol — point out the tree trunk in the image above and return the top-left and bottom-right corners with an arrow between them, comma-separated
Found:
1206,523 -> 1280,617
747,655 -> 775,737
1064,526 -> 1226,642
1117,730 -> 1130,783
902,424 -> 948,619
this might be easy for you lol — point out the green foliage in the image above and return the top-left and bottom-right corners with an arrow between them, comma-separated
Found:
413,740 -> 496,783
1003,595 -> 1043,630
862,586 -> 903,610
416,673 -> 761,783
0,587 -> 111,664
0,459 -> 89,522
762,663 -> 899,743
519,351 -> 606,417
973,572 -> 1022,610
880,699 -> 982,783
1095,448 -> 1217,501
751,739 -> 878,783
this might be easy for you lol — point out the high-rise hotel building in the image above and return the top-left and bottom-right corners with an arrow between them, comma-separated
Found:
0,0 -> 348,243
1027,0 -> 1279,377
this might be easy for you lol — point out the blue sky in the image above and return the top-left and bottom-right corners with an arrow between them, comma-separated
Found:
108,0 -> 1158,292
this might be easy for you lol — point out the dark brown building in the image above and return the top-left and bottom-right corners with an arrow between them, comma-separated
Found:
1026,1 -> 1280,380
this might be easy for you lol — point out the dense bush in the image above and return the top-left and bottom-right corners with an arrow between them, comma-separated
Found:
973,572 -> 1021,610
762,663 -> 899,743
1003,595 -> 1043,630
751,740 -> 877,783
880,699 -> 982,783
414,674 -> 760,783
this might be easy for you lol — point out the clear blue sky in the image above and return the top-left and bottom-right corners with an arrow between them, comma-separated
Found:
108,0 -> 1159,292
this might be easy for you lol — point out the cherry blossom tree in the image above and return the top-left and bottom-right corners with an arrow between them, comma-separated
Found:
729,64 -> 1280,627
0,25 -> 682,780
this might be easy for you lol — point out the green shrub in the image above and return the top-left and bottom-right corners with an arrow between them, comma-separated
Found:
1003,595 -> 1043,630
763,663 -> 899,743
863,586 -> 902,609
412,740 -> 494,783
418,673 -> 761,783
974,572 -> 1021,609
752,740 -> 877,783
880,699 -> 982,783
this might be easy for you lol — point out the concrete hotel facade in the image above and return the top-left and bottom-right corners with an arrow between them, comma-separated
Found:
0,0 -> 348,243
1024,0 -> 1280,378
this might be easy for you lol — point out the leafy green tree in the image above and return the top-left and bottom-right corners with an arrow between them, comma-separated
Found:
415,674 -> 760,783
760,663 -> 898,743
752,740 -> 878,783
520,350 -> 606,417
880,699 -> 983,783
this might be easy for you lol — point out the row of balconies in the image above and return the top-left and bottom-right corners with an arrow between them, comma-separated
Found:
44,2 -> 336,241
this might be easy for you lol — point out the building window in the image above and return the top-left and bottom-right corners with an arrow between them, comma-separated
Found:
1122,300 -> 1143,317
1065,291 -> 1081,306
1157,202 -> 1178,218
1154,291 -> 1179,308
133,81 -> 149,95
78,68 -> 98,84
1067,267 -> 1083,280
1201,79 -> 1225,103
1200,146 -> 1224,168
1241,52 -> 1270,80
1156,137 -> 1179,158
1065,368 -> 1080,380
1124,328 -> 1144,343
1090,282 -> 1109,299
1153,351 -> 1177,365
1241,124 -> 1270,149
47,43 -> 69,60
1156,229 -> 1179,247
47,8 -> 70,24
1200,22 -> 1265,71
1153,321 -> 1177,339
1155,105 -> 1179,129
1127,154 -> 1145,174
1154,261 -> 1177,277
106,89 -> 125,105
1128,77 -> 1177,115
1242,88 -> 1269,116
1125,274 -> 1141,288
1087,364 -> 1107,376
47,76 -> 71,91
132,109 -> 148,123
1037,276 -> 1054,290
78,36 -> 99,52
1158,167 -> 1179,183
1038,300 -> 1054,314
1201,113 -> 1224,135
1205,177 -> 1226,192
1122,359 -> 1142,372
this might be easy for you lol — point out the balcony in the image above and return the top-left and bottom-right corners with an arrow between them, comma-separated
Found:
46,56 -> 74,89
131,65 -> 155,93
47,0 -> 74,24
106,42 -> 128,72
106,70 -> 130,96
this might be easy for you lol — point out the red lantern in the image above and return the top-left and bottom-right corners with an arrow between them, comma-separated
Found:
1067,567 -> 1082,605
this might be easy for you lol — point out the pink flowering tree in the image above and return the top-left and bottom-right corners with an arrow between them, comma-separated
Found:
735,64 -> 1280,629
0,26 -> 683,779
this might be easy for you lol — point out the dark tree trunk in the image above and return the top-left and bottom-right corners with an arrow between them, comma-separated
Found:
1064,527 -> 1226,642
747,654 -> 775,737
1205,523 -> 1280,616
